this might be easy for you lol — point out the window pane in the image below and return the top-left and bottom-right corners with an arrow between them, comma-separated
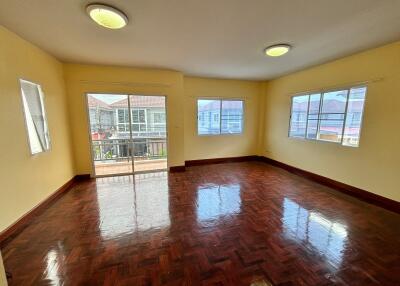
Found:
306,120 -> 318,139
321,90 -> 348,113
198,100 -> 221,135
318,120 -> 344,142
20,80 -> 51,154
118,109 -> 125,123
153,112 -> 165,123
124,109 -> 129,123
289,95 -> 309,138
118,124 -> 126,131
132,110 -> 139,122
139,124 -> 147,131
132,124 -> 139,131
306,94 -> 321,139
139,110 -> 145,123
221,100 -> 243,134
317,90 -> 348,142
308,94 -> 321,114
342,87 -> 367,147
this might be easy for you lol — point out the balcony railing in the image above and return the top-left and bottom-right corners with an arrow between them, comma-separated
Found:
91,139 -> 167,162
90,125 -> 167,138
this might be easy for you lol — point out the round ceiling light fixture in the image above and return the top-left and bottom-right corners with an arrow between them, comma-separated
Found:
86,3 -> 128,29
264,44 -> 291,57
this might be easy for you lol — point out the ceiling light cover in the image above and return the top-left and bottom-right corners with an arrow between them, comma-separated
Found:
86,4 -> 128,29
264,44 -> 291,57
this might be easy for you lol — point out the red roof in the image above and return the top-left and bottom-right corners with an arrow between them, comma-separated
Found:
87,95 -> 165,109
110,96 -> 165,108
293,100 -> 364,113
87,95 -> 112,110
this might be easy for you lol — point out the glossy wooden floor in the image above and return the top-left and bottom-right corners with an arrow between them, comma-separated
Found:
2,162 -> 400,285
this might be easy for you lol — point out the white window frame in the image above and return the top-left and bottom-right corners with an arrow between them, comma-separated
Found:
19,79 -> 51,155
197,98 -> 245,136
116,108 -> 129,132
131,108 -> 147,132
288,86 -> 367,147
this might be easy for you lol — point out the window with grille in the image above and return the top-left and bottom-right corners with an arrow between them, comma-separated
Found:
197,99 -> 244,135
289,86 -> 367,147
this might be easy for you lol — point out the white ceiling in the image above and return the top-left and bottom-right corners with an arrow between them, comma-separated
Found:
1,0 -> 399,80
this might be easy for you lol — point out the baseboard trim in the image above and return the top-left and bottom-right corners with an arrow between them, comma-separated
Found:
169,166 -> 186,172
258,156 -> 400,214
185,155 -> 258,167
170,155 -> 258,171
0,175 -> 91,247
75,174 -> 91,180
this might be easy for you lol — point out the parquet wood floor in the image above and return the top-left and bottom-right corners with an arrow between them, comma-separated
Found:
2,162 -> 400,285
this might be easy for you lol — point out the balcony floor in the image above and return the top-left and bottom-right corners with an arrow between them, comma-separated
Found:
94,158 -> 167,176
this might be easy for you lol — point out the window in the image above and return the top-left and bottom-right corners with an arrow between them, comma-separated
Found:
116,109 -> 129,131
342,88 -> 367,147
221,100 -> 243,134
197,99 -> 243,135
153,112 -> 166,132
131,109 -> 146,132
289,86 -> 367,147
306,94 -> 321,139
289,95 -> 308,138
153,112 -> 165,123
116,108 -> 147,132
20,79 -> 51,154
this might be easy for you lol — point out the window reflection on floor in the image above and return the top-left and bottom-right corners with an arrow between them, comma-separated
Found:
282,198 -> 348,269
44,243 -> 65,286
96,172 -> 170,240
196,184 -> 241,225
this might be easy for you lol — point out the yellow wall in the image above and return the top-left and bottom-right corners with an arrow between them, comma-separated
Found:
0,27 -> 74,232
63,67 -> 263,173
63,64 -> 185,174
184,76 -> 261,160
261,41 -> 400,202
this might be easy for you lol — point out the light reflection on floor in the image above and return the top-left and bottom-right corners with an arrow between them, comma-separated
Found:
282,198 -> 348,269
4,162 -> 400,285
196,183 -> 241,225
96,172 -> 170,240
44,243 -> 65,286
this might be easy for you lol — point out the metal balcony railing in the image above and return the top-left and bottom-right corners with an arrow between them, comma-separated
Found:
90,125 -> 167,138
91,139 -> 167,162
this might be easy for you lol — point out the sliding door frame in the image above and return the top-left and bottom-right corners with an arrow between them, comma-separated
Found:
84,92 -> 168,178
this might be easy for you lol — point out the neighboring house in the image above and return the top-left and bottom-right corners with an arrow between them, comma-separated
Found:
198,100 -> 243,134
88,95 -> 167,160
110,96 -> 166,138
87,96 -> 114,140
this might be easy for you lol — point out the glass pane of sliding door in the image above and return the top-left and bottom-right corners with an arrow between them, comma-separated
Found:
130,95 -> 167,173
87,94 -> 168,176
87,94 -> 133,176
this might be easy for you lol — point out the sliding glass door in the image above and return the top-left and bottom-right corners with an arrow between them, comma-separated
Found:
129,95 -> 168,173
86,94 -> 167,177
